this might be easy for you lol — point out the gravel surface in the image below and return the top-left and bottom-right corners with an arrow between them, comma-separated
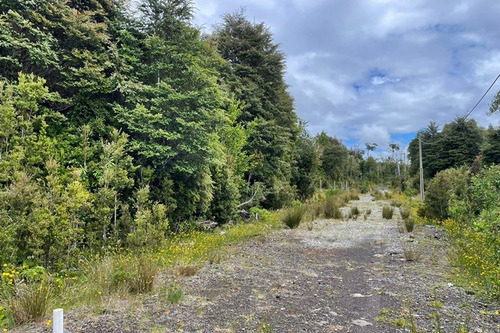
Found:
14,195 -> 500,332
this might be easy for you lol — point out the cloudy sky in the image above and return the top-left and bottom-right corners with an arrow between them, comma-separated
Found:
191,0 -> 500,154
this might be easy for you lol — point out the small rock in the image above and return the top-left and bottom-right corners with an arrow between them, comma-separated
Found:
352,319 -> 373,327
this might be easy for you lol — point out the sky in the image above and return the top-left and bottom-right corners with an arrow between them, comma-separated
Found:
191,0 -> 500,156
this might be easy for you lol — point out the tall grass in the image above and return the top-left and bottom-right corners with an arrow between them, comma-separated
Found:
382,206 -> 394,219
8,281 -> 52,324
281,205 -> 306,229
324,196 -> 342,219
349,206 -> 360,219
402,242 -> 422,261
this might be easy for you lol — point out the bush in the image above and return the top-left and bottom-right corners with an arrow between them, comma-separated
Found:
349,193 -> 360,201
422,167 -> 468,220
323,197 -> 342,219
349,206 -> 360,219
400,206 -> 410,220
281,205 -> 306,229
249,207 -> 276,223
371,190 -> 384,200
126,255 -> 157,294
404,217 -> 415,232
382,206 -> 394,219
402,242 -> 422,261
445,165 -> 500,298
391,199 -> 402,207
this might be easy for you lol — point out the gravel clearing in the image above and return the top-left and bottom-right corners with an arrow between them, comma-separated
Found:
14,195 -> 500,332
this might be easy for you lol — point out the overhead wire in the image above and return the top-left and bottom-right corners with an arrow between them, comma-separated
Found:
418,73 -> 500,145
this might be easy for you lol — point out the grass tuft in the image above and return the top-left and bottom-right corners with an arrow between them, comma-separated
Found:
324,197 -> 342,219
281,205 -> 306,229
402,242 -> 422,261
8,281 -> 52,324
382,206 -> 394,219
177,265 -> 199,277
167,285 -> 183,304
349,206 -> 360,219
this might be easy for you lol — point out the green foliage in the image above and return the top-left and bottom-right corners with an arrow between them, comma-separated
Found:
409,119 -> 483,179
482,126 -> 500,165
438,165 -> 500,298
291,129 -> 318,200
214,10 -> 299,209
281,205 -> 306,229
7,281 -> 52,325
382,206 -> 394,219
422,167 -> 468,220
167,285 -> 183,304
323,197 -> 342,219
315,132 -> 349,187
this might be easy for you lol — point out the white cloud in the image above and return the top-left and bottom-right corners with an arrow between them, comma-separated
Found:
192,0 -> 500,147
358,124 -> 391,147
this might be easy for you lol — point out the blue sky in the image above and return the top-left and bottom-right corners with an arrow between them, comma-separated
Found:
192,0 -> 500,156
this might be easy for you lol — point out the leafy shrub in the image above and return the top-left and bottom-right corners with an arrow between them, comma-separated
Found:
249,207 -> 276,223
445,165 -> 500,298
325,188 -> 341,197
422,167 -> 468,220
281,205 -> 306,229
382,206 -> 394,219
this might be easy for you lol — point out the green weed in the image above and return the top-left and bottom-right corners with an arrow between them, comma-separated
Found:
281,205 -> 306,229
382,206 -> 394,219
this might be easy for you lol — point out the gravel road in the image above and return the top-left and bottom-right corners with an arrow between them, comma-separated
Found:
15,195 -> 500,332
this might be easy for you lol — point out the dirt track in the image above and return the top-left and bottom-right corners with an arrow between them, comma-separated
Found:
18,195 -> 500,332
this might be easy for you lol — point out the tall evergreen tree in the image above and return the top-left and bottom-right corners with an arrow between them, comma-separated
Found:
483,126 -> 500,165
213,10 -> 298,208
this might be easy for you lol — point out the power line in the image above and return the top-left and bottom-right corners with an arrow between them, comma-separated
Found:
419,72 -> 500,145
464,73 -> 500,120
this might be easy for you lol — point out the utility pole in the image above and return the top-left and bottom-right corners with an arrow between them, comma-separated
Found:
419,136 -> 424,200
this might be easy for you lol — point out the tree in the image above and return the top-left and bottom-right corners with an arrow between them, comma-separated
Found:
408,119 -> 481,179
291,125 -> 318,199
316,132 -> 349,188
483,126 -> 500,165
213,10 -> 298,208
408,122 -> 440,178
435,117 -> 483,174
365,143 -> 377,157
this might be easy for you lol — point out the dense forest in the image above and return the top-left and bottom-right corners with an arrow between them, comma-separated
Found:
0,0 -> 374,268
